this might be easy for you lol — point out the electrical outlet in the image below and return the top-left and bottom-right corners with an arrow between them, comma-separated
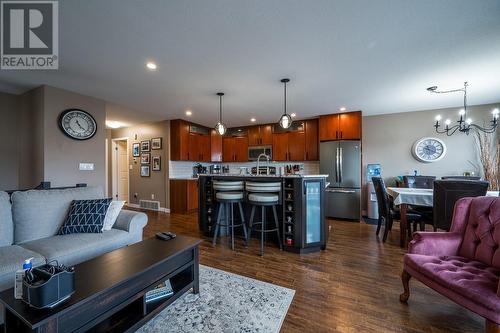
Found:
151,194 -> 155,199
79,163 -> 94,171
129,164 -> 133,170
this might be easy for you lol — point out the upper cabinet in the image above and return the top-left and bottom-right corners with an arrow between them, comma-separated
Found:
248,125 -> 273,146
319,111 -> 362,141
271,120 -> 318,161
210,129 -> 222,162
222,136 -> 248,162
170,119 -> 211,162
304,119 -> 319,160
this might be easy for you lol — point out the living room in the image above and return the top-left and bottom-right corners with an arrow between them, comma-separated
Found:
1,1 -> 500,332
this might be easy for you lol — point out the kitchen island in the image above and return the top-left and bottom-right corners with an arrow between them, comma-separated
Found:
198,174 -> 328,253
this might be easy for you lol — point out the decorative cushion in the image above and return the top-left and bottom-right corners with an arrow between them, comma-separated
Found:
216,192 -> 244,200
11,187 -> 104,244
248,193 -> 279,203
405,254 -> 500,312
58,198 -> 112,235
0,191 -> 13,246
102,201 -> 125,231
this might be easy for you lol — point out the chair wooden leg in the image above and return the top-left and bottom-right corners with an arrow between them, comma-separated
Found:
382,217 -> 390,242
399,269 -> 411,303
485,319 -> 500,333
376,216 -> 382,236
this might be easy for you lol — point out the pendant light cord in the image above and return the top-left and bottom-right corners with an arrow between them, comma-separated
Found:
219,94 -> 223,122
284,80 -> 287,115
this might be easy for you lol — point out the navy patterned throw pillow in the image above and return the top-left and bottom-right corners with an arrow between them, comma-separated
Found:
58,198 -> 112,235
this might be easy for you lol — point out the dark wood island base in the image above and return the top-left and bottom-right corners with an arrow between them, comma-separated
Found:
198,174 -> 328,253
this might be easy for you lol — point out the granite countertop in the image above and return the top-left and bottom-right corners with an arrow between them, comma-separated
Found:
198,174 -> 328,178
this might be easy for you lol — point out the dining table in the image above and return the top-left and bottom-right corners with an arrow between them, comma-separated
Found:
386,187 -> 499,247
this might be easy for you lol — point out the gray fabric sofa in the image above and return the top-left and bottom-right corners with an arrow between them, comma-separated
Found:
0,187 -> 148,323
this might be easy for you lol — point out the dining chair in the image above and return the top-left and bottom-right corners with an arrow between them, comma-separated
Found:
403,175 -> 436,189
372,177 -> 423,242
433,180 -> 489,230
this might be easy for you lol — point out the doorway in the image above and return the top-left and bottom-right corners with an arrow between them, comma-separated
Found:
112,138 -> 129,202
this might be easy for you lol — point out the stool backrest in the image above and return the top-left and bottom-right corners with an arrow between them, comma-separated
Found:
213,180 -> 244,192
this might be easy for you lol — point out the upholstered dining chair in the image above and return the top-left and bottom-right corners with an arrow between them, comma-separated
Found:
433,180 -> 489,230
372,177 -> 423,242
403,175 -> 436,189
400,196 -> 500,333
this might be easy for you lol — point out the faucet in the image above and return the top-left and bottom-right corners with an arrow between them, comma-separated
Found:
256,153 -> 270,175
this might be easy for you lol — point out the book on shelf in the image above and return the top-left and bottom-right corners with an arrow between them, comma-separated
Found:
145,279 -> 174,303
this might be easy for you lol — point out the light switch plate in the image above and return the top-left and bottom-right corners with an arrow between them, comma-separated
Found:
79,163 -> 94,171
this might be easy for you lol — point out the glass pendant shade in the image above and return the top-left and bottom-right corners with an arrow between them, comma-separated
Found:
214,92 -> 226,136
278,78 -> 292,129
279,113 -> 292,129
215,122 -> 226,135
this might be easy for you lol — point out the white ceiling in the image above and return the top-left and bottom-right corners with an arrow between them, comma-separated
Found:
1,0 -> 500,127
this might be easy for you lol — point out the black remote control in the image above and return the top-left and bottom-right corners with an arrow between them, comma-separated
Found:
156,232 -> 176,241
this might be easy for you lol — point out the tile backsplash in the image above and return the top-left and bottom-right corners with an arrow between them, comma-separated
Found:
169,161 -> 320,179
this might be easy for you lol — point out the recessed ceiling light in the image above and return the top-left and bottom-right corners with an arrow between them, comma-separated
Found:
250,118 -> 256,122
146,62 -> 157,70
339,107 -> 346,111
290,113 -> 296,118
185,110 -> 192,116
106,120 -> 124,129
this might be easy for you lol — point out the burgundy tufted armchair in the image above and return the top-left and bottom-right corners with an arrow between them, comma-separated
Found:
400,196 -> 500,333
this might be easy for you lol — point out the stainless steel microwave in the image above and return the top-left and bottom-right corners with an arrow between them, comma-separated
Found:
248,146 -> 272,161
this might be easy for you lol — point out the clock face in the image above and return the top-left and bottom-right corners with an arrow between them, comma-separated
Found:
59,109 -> 97,140
412,137 -> 446,163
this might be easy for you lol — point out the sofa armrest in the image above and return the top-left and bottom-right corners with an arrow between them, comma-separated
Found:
408,232 -> 462,256
113,209 -> 148,234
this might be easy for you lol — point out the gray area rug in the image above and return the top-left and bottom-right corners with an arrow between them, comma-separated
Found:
136,265 -> 295,333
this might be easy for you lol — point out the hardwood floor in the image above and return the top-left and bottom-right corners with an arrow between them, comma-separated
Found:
138,209 -> 483,332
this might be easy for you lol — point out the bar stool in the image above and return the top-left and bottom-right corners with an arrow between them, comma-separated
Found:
245,181 -> 283,256
212,180 -> 247,250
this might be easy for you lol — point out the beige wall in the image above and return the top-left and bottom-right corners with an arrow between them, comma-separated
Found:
110,121 -> 170,208
0,86 -> 107,191
0,92 -> 22,190
362,102 -> 500,211
42,86 -> 106,188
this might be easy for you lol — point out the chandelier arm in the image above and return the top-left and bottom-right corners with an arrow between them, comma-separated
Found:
447,126 -> 461,136
469,124 -> 498,133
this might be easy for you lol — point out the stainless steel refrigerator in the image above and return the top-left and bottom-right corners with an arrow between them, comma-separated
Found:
320,141 -> 361,220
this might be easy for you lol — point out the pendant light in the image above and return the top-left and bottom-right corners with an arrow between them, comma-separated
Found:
279,78 -> 292,129
215,92 -> 227,135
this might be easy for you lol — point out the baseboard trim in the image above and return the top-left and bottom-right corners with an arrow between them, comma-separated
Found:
126,203 -> 170,213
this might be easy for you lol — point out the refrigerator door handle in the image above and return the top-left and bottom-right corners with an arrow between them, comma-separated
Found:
326,188 -> 357,194
339,147 -> 343,184
335,147 -> 339,183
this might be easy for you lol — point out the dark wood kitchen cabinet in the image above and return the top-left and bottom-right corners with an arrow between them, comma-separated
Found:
272,131 -> 305,161
210,129 -> 223,162
248,125 -> 273,146
170,179 -> 198,214
319,111 -> 362,141
304,119 -> 319,160
222,136 -> 248,162
171,119 -> 211,161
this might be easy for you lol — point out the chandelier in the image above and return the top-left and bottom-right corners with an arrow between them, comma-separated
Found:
428,82 -> 498,136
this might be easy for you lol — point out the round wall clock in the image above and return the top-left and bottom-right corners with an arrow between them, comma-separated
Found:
58,109 -> 97,140
412,137 -> 447,163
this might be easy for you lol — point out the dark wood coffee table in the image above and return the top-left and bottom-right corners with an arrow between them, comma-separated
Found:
0,235 -> 201,333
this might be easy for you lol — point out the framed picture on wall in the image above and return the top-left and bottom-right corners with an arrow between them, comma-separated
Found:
132,143 -> 140,157
140,165 -> 150,177
152,156 -> 161,171
141,140 -> 150,152
151,137 -> 162,150
141,153 -> 150,164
